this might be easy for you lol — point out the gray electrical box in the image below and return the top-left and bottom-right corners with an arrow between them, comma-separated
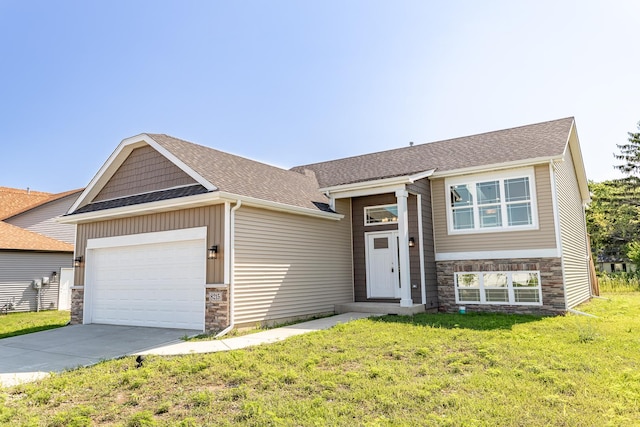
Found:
32,279 -> 42,289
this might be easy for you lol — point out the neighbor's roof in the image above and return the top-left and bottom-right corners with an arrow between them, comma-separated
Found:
0,188 -> 84,221
0,221 -> 74,252
292,117 -> 575,188
147,134 -> 330,211
0,187 -> 52,219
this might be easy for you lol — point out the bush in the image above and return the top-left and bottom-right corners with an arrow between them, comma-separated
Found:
598,272 -> 640,293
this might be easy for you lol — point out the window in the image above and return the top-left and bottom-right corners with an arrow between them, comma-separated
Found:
365,204 -> 398,225
446,168 -> 536,233
455,271 -> 541,305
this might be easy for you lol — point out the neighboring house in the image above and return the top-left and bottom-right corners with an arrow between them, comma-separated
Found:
596,254 -> 636,274
0,187 -> 82,312
61,117 -> 592,332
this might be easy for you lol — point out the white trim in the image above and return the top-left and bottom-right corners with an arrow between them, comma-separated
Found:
435,248 -> 560,261
395,189 -> 413,307
431,156 -> 560,179
86,227 -> 207,250
549,161 -> 563,258
216,200 -> 242,337
223,201 -> 231,285
444,167 -> 538,235
59,190 -> 343,224
417,194 -> 426,305
217,192 -> 343,221
320,169 -> 435,195
327,184 -> 408,200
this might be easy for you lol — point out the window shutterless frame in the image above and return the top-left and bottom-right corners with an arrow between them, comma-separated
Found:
364,204 -> 399,226
445,167 -> 538,234
454,271 -> 542,306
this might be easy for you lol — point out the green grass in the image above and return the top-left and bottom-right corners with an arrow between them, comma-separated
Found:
598,273 -> 640,293
2,295 -> 640,426
0,310 -> 70,339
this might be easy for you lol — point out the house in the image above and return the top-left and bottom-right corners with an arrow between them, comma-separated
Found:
0,187 -> 82,312
60,117 -> 592,332
596,254 -> 636,274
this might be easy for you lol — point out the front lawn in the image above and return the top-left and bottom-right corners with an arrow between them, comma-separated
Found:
1,295 -> 639,426
0,310 -> 70,340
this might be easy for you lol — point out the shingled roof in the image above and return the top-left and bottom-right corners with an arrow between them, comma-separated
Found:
1,188 -> 83,221
147,134 -> 330,211
0,187 -> 52,219
0,221 -> 73,252
292,117 -> 575,188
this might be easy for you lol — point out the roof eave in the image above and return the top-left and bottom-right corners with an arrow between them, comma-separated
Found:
320,169 -> 436,195
430,156 -> 562,179
217,192 -> 344,220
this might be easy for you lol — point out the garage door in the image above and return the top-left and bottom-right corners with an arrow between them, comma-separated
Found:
89,239 -> 205,330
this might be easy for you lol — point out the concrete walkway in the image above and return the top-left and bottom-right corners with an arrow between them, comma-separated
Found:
1,312 -> 376,387
136,312 -> 377,356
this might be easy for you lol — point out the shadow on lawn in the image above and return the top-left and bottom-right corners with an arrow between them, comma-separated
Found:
0,324 -> 67,340
371,311 -> 544,331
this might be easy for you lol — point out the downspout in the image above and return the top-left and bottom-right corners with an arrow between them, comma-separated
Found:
215,200 -> 242,337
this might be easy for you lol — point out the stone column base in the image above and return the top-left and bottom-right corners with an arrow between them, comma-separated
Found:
205,286 -> 230,333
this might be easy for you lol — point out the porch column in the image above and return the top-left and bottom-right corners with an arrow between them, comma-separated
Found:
396,189 -> 413,307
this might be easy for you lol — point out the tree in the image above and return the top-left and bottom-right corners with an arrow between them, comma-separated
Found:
586,180 -> 640,260
614,121 -> 640,193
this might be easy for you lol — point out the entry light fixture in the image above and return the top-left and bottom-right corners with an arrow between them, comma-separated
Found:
208,245 -> 219,260
408,237 -> 416,248
74,256 -> 83,267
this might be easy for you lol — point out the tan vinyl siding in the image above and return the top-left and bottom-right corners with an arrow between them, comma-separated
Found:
94,146 -> 197,201
556,141 -> 590,308
0,251 -> 70,311
233,200 -> 353,325
75,205 -> 225,285
5,193 -> 78,244
433,164 -> 556,254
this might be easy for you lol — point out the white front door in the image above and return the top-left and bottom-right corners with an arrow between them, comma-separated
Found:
366,231 -> 400,298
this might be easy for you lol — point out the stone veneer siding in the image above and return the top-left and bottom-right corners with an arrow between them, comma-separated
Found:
205,287 -> 229,333
70,287 -> 84,324
437,258 -> 565,315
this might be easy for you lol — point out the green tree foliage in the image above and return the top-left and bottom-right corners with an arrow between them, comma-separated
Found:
586,180 -> 640,260
614,121 -> 640,196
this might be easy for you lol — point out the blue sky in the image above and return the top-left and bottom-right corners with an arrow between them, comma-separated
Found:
1,1 -> 638,193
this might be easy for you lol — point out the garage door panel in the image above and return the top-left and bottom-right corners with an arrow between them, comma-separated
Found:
89,238 -> 205,330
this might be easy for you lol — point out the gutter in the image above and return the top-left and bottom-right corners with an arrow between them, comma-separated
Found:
215,200 -> 242,338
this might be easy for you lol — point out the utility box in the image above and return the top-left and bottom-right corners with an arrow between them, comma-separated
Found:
32,279 -> 42,289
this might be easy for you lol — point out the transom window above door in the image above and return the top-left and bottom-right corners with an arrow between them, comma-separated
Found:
365,204 -> 398,225
446,167 -> 537,233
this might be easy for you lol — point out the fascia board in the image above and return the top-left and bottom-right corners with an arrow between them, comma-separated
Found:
217,191 -> 344,220
320,169 -> 435,195
563,121 -> 591,203
430,157 -> 561,179
58,191 -> 223,224
67,134 -> 216,214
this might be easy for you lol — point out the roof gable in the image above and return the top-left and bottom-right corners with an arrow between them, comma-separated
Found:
293,117 -> 575,188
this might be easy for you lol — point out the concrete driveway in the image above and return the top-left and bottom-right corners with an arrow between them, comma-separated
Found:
0,324 -> 199,387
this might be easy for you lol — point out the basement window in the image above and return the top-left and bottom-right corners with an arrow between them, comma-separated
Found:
455,271 -> 542,305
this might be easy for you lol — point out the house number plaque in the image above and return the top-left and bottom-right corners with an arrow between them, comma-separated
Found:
209,292 -> 223,302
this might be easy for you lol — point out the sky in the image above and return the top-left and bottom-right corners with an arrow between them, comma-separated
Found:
0,0 -> 638,194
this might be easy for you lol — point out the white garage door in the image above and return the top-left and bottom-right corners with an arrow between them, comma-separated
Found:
89,239 -> 205,330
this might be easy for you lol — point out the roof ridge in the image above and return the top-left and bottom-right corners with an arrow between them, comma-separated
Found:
292,117 -> 575,170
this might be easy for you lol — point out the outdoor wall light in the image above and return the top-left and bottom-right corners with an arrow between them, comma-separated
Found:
208,245 -> 219,260
74,256 -> 83,267
408,237 -> 416,248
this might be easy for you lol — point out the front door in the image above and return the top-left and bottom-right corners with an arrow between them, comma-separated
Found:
366,231 -> 400,298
